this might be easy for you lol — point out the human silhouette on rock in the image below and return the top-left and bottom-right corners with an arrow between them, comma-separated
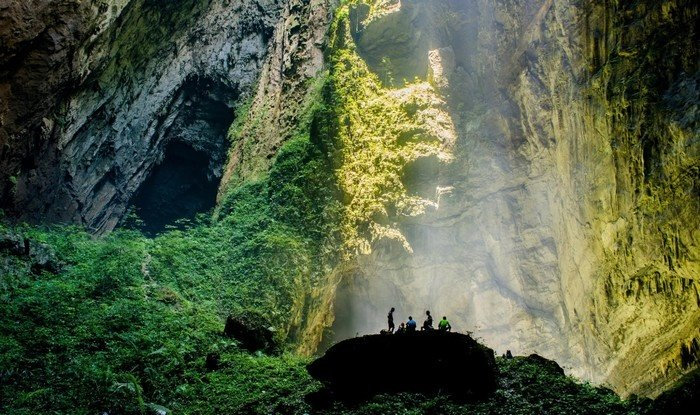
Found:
406,316 -> 417,332
395,322 -> 406,334
387,307 -> 395,333
421,310 -> 434,331
438,316 -> 451,332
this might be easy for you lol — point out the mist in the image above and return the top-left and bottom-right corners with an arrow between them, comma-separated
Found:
327,0 -> 595,383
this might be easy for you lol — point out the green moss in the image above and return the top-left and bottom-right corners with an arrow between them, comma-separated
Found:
0,69 -> 343,412
0,148 -> 333,413
0,250 -> 654,415
324,2 -> 450,255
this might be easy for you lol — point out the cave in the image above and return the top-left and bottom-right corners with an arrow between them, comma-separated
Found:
130,142 -> 220,235
128,77 -> 235,235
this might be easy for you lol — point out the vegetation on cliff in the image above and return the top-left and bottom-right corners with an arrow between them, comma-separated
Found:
1,0 -> 698,413
0,75 -> 343,412
324,1 -> 453,256
0,248 -> 671,415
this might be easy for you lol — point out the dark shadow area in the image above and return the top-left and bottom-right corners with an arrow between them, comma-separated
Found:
130,142 -> 219,235
127,76 -> 235,235
223,313 -> 280,355
401,154 -> 442,200
650,368 -> 700,414
307,331 -> 497,407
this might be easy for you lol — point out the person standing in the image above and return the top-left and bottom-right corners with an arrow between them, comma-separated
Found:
421,310 -> 434,331
387,307 -> 395,333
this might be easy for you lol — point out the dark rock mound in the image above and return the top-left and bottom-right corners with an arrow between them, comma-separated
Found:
223,313 -> 278,354
307,331 -> 497,402
0,233 -> 63,274
524,353 -> 565,376
650,368 -> 700,414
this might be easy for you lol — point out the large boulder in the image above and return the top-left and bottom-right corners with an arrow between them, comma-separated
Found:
524,353 -> 565,376
307,331 -> 497,401
0,233 -> 63,274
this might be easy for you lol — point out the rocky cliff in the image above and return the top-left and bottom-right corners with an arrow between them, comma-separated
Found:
1,0 -> 698,399
271,0 -> 697,397
0,0 -> 298,233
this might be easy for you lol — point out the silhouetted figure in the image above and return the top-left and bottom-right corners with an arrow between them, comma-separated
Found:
421,310 -> 433,331
406,316 -> 417,332
387,307 -> 395,333
506,350 -> 513,359
438,316 -> 451,332
395,322 -> 406,334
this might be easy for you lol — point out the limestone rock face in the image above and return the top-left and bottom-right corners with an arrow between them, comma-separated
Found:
318,0 -> 699,398
219,0 -> 334,191
1,0 -> 289,232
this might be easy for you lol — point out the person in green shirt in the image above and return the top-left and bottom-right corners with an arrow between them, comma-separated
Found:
438,316 -> 451,332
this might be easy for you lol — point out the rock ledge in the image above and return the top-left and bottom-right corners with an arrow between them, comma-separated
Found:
308,332 -> 497,401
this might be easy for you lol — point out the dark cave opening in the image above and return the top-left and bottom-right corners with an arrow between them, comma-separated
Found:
127,76 -> 236,235
130,142 -> 220,235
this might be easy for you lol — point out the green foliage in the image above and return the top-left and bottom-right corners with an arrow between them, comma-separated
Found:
227,96 -> 254,142
3,1 -> 693,413
313,357 -> 648,415
324,5 -> 449,256
0,71 -> 344,413
0,221 -> 665,414
183,352 -> 317,414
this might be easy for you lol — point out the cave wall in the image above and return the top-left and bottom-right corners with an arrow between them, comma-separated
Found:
282,0 -> 698,398
1,0 -> 287,232
219,0 -> 334,191
562,0 -> 699,396
0,0 -> 131,209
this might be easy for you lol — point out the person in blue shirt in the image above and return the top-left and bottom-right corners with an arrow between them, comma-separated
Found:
406,316 -> 417,332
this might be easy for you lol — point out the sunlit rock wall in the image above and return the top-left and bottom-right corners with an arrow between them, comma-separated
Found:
317,0 -> 698,398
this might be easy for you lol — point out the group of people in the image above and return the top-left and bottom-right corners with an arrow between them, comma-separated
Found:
386,308 -> 451,334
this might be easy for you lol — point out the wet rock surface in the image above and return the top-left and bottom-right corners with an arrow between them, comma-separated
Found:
307,332 -> 497,402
